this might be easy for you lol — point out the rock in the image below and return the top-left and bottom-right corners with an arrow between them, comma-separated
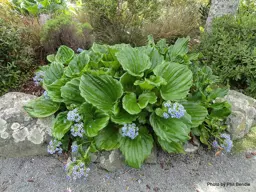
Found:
206,0 -> 239,31
0,92 -> 54,157
225,90 -> 256,140
99,150 -> 124,172
184,136 -> 200,153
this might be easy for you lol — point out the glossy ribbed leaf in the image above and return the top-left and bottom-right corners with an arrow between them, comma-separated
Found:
52,112 -> 73,140
120,127 -> 153,168
134,75 -> 166,90
61,78 -> 85,105
116,47 -> 151,77
120,72 -> 138,92
153,62 -> 192,100
138,92 -> 157,109
167,37 -> 190,61
55,45 -> 74,64
158,137 -> 185,153
79,103 -> 109,137
45,78 -> 66,102
122,93 -> 141,115
79,74 -> 123,113
95,124 -> 120,150
65,52 -> 90,78
149,113 -> 191,143
111,107 -> 137,124
181,101 -> 208,128
43,62 -> 64,85
24,96 -> 60,118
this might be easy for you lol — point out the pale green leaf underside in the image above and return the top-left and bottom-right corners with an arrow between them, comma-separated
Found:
55,45 -> 74,64
122,93 -> 141,115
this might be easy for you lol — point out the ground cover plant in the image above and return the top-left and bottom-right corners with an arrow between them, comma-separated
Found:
24,36 -> 232,180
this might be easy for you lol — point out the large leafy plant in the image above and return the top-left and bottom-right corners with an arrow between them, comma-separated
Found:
24,36 -> 231,179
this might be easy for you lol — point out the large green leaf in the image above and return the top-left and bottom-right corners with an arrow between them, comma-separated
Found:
120,127 -> 153,168
153,62 -> 192,100
43,62 -> 64,85
138,92 -> 157,109
158,137 -> 185,153
209,102 -> 231,118
79,103 -> 109,137
111,107 -> 137,124
52,112 -> 73,140
167,37 -> 190,61
122,93 -> 141,115
24,96 -> 60,118
181,101 -> 208,128
64,52 -> 90,77
149,48 -> 164,70
95,124 -> 120,150
61,78 -> 85,105
45,78 -> 67,102
149,113 -> 191,143
134,75 -> 167,90
79,74 -> 123,113
116,47 -> 151,77
55,45 -> 74,64
120,72 -> 138,92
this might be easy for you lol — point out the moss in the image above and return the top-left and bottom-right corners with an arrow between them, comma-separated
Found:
233,126 -> 256,153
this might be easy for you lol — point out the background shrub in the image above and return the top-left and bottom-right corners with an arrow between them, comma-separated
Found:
199,9 -> 256,97
0,4 -> 41,95
40,14 -> 93,54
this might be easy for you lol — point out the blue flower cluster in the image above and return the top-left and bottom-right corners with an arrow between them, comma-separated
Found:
77,48 -> 84,53
121,123 -> 139,139
71,142 -> 79,152
38,3 -> 43,9
65,159 -> 90,180
212,133 -> 233,153
47,139 -> 62,154
163,101 -> 186,119
33,71 -> 45,85
67,108 -> 82,122
43,91 -> 50,100
71,123 -> 85,137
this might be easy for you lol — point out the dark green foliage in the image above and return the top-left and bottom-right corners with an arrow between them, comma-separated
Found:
200,11 -> 256,97
0,18 -> 35,96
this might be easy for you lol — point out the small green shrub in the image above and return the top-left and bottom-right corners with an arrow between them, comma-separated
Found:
200,11 -> 256,97
0,17 -> 36,95
84,0 -> 159,46
40,14 -> 93,54
24,36 -> 232,179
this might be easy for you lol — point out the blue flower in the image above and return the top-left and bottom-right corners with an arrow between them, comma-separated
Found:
47,139 -> 62,154
77,48 -> 84,53
162,101 -> 186,119
220,134 -> 233,153
65,160 -> 90,181
33,71 -> 45,85
71,142 -> 79,152
121,123 -> 139,139
71,123 -> 85,137
38,3 -> 43,9
43,91 -> 50,99
212,140 -> 219,148
67,108 -> 82,122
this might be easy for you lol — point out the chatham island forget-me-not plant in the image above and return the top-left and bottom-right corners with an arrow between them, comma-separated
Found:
24,36 -> 232,180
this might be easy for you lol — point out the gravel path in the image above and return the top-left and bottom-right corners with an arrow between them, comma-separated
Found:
0,148 -> 255,192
